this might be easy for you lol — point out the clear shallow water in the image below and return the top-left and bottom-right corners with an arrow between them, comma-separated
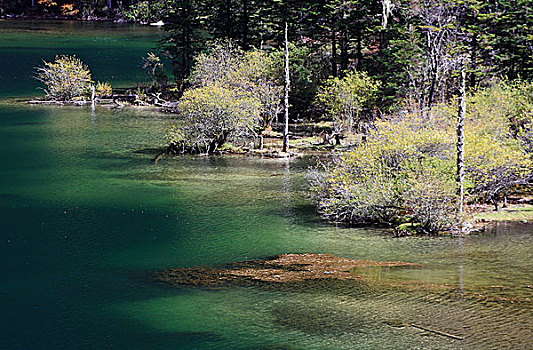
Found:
0,21 -> 532,350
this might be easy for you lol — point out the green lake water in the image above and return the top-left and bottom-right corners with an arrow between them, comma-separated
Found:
1,20 -> 532,350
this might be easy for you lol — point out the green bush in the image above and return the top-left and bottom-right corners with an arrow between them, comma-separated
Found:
36,55 -> 93,101
166,84 -> 262,154
189,40 -> 283,129
316,71 -> 380,143
310,83 -> 533,232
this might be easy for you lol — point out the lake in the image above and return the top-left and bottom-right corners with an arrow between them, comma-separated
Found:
0,20 -> 531,349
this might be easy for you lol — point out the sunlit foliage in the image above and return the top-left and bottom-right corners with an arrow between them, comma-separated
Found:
60,3 -> 78,16
189,40 -> 283,129
310,83 -> 533,232
309,113 -> 458,232
95,81 -> 112,97
167,84 -> 261,154
123,0 -> 169,23
316,71 -> 380,143
36,55 -> 92,100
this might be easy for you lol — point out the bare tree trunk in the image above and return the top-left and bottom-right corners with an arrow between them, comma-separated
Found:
107,0 -> 112,10
331,31 -> 337,77
457,70 -> 466,222
356,29 -> 362,71
91,84 -> 95,102
282,22 -> 290,153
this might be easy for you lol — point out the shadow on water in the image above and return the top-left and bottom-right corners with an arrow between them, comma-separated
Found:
1,21 -> 532,349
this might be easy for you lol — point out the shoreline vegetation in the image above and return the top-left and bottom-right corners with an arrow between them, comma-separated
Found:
24,52 -> 533,236
24,89 -> 533,233
22,0 -> 533,236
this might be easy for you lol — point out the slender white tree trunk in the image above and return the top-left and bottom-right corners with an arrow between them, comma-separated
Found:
457,70 -> 466,222
282,22 -> 290,153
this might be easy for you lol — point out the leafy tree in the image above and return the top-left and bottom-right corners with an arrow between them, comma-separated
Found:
189,40 -> 283,130
316,71 -> 380,144
166,84 -> 262,154
36,55 -> 93,100
123,0 -> 172,23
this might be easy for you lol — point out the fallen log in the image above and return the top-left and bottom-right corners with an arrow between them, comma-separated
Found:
410,324 -> 464,341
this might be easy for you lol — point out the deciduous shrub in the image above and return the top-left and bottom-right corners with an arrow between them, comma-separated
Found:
36,55 -> 92,100
95,81 -> 112,97
310,83 -> 533,232
166,40 -> 283,154
166,84 -> 261,154
316,71 -> 380,144
309,113 -> 457,232
189,40 -> 283,129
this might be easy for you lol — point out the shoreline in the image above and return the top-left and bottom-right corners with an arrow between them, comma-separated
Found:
15,96 -> 533,234
0,14 -> 120,22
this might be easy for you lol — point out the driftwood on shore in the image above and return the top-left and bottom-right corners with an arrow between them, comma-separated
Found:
25,93 -> 137,106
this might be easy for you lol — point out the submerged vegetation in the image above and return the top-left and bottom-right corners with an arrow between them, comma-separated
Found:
154,253 -> 422,287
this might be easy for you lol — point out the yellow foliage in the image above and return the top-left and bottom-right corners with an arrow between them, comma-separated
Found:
60,4 -> 79,16
36,55 -> 92,101
37,0 -> 57,7
95,81 -> 112,97
310,82 -> 533,232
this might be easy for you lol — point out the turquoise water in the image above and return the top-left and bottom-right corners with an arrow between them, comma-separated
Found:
0,20 -> 164,98
1,21 -> 532,349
